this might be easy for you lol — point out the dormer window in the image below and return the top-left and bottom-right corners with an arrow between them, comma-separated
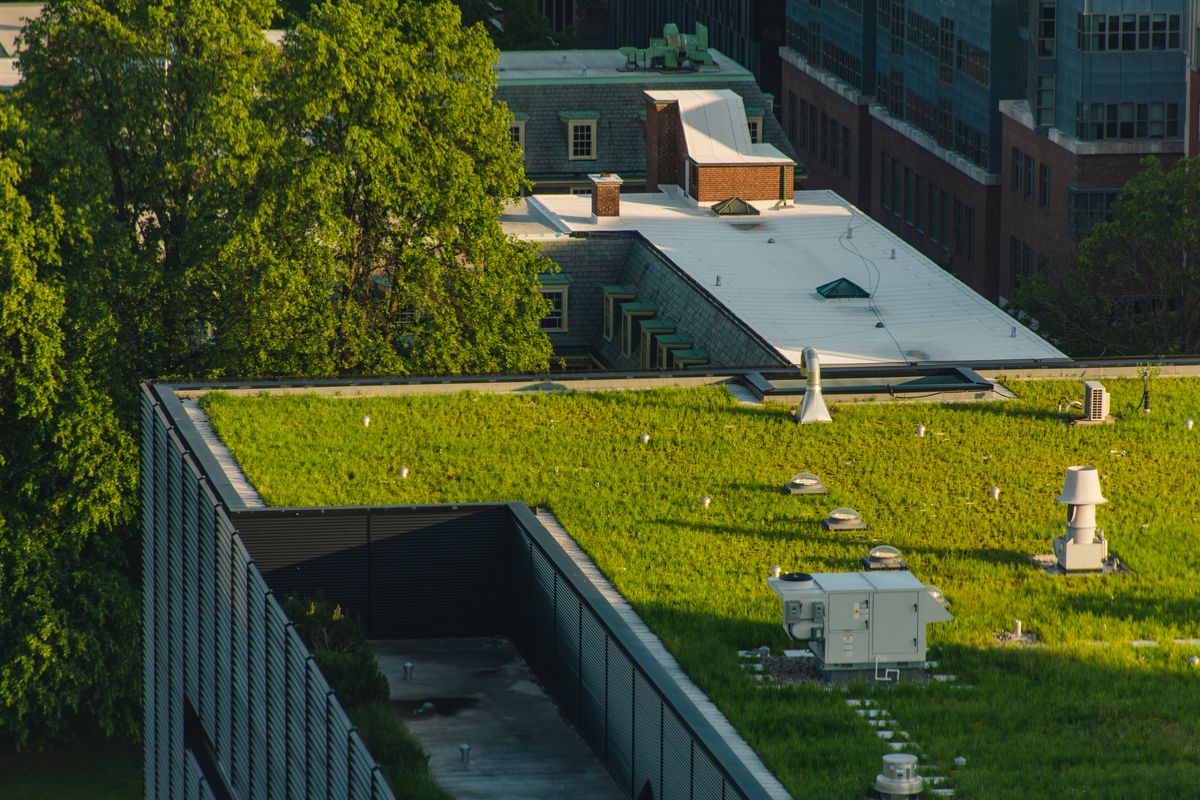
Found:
559,111 -> 599,160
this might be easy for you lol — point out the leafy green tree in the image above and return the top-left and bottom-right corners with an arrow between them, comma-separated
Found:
0,102 -> 140,747
271,0 -> 553,374
17,0 -> 283,386
1011,156 -> 1200,356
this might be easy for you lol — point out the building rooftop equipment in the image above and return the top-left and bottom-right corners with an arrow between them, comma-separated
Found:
495,46 -> 752,86
521,190 -> 1067,367
862,545 -> 908,571
784,472 -> 827,495
767,570 -> 952,679
1052,465 -> 1110,574
822,507 -> 865,531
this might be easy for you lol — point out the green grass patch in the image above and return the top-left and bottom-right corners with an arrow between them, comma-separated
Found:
205,380 -> 1200,798
0,738 -> 142,799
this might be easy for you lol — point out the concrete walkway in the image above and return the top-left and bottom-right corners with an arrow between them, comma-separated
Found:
372,638 -> 624,800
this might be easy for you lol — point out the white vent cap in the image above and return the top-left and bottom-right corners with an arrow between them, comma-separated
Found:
1056,465 -> 1107,506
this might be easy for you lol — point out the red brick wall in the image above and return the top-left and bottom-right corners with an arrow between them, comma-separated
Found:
999,115 -> 1183,296
692,164 -> 795,202
591,182 -> 621,216
781,60 -> 872,209
870,124 -> 998,299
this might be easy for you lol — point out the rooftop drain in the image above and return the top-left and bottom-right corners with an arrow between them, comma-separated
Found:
784,472 -> 827,495
822,507 -> 865,531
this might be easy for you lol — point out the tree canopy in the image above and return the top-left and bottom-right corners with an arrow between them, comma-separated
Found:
3,0 -> 552,747
1010,156 -> 1200,357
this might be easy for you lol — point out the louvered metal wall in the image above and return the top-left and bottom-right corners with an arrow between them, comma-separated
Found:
507,508 -> 755,800
142,386 -> 395,800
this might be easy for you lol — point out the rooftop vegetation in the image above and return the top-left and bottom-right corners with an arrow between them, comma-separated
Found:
203,379 -> 1200,799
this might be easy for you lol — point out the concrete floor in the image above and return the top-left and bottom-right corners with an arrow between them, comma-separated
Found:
371,638 -> 626,800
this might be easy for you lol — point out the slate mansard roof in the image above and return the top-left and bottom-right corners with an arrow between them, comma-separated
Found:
495,49 -> 798,184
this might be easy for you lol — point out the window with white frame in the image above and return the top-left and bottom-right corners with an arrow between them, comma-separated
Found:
510,120 -> 525,150
540,286 -> 568,332
569,120 -> 596,159
747,116 -> 762,143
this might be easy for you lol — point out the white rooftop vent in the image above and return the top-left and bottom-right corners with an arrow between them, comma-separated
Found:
875,753 -> 923,798
1052,465 -> 1109,573
822,507 -> 865,531
862,544 -> 908,571
784,471 -> 827,495
797,347 -> 832,424
1074,381 -> 1112,425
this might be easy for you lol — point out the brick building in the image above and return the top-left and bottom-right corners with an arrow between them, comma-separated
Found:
780,0 -> 1199,305
496,28 -> 795,195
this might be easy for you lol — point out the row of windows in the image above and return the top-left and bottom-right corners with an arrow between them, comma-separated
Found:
1009,146 -> 1052,210
1075,101 -> 1181,142
786,21 -> 865,89
875,74 -> 988,168
1067,187 -> 1120,237
510,119 -> 596,160
1078,12 -> 1183,53
879,152 -> 975,265
793,97 -> 853,180
509,111 -> 765,163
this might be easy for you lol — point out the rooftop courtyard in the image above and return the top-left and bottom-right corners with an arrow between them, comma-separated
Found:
202,378 -> 1200,799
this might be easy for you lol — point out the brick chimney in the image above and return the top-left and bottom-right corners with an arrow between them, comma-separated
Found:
589,173 -> 623,217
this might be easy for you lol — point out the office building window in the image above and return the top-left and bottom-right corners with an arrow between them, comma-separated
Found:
1011,147 -> 1022,190
789,92 -> 798,140
842,127 -> 852,178
881,153 -> 891,210
1036,75 -> 1055,126
1037,1 -> 1056,56
914,175 -> 925,232
809,105 -> 818,154
799,99 -> 809,148
904,167 -> 913,224
964,206 -> 976,263
1024,154 -> 1034,199
939,189 -> 948,248
928,183 -> 939,242
891,158 -> 901,214
820,113 -> 828,163
1078,13 -> 1183,51
829,120 -> 839,168
1039,164 -> 1051,209
952,199 -> 963,256
1067,187 -> 1120,236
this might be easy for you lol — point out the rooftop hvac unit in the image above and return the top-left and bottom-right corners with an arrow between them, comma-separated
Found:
767,570 -> 951,679
1076,381 -> 1112,425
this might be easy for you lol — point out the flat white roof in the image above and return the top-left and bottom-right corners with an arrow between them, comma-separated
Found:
523,190 -> 1066,367
645,89 -> 791,165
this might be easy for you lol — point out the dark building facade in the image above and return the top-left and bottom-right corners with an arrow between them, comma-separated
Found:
781,0 -> 1198,304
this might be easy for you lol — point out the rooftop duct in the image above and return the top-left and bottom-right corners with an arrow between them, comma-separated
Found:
798,347 -> 832,424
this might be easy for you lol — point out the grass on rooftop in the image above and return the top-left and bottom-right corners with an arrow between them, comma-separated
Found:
203,379 -> 1200,799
